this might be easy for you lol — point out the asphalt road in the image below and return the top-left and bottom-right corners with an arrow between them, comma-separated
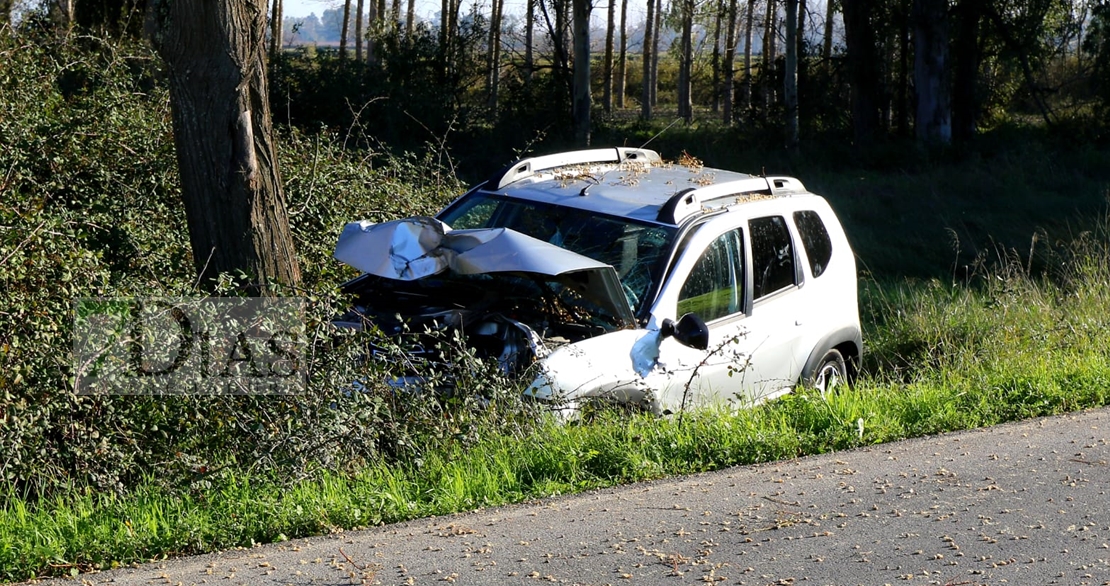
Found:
49,407 -> 1110,586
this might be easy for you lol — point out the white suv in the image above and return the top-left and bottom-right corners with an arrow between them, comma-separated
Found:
335,148 -> 861,414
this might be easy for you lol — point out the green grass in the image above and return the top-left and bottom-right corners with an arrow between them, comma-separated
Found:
6,239 -> 1110,579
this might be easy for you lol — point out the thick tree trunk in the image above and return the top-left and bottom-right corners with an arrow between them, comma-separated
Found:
340,0 -> 352,60
641,0 -> 655,119
572,0 -> 591,145
405,0 -> 414,39
145,0 -> 302,293
603,0 -> 615,112
913,0 -> 950,144
269,0 -> 283,57
722,0 -> 739,123
951,0 -> 980,142
841,0 -> 882,144
616,0 -> 628,107
356,0 -> 365,61
784,0 -> 798,148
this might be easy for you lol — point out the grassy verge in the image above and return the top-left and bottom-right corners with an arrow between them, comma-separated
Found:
5,243 -> 1110,580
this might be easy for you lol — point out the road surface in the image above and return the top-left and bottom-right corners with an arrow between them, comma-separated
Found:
47,407 -> 1110,585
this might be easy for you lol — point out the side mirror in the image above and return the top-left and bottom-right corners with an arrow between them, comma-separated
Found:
660,313 -> 709,350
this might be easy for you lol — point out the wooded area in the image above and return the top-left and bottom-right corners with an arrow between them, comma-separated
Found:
7,0 -> 1110,155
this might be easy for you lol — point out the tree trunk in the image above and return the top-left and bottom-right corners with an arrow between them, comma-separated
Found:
145,0 -> 302,294
679,0 -> 694,121
841,0 -> 881,144
340,0 -> 352,60
895,0 -> 910,136
51,0 -> 76,32
269,0 -> 283,58
951,0 -> 980,142
391,0 -> 400,30
650,0 -> 661,107
641,0 -> 655,119
572,0 -> 592,145
722,0 -> 739,123
743,0 -> 754,115
784,0 -> 798,148
487,0 -> 504,112
822,0 -> 834,60
603,0 -> 616,112
763,0 -> 775,110
712,0 -> 724,113
912,0 -> 950,144
356,0 -> 365,61
524,0 -> 534,85
405,0 -> 415,39
367,0 -> 378,64
616,0 -> 628,107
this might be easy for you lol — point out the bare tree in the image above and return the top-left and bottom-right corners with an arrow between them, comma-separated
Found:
145,0 -> 302,293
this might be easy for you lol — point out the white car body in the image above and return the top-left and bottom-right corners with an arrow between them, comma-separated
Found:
336,148 -> 861,414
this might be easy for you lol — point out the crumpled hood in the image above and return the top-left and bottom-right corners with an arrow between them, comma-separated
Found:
334,216 -> 637,328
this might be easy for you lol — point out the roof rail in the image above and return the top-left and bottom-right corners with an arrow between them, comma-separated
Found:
655,175 -> 808,224
488,148 -> 662,190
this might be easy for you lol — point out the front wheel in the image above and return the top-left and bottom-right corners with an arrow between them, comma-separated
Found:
809,349 -> 846,396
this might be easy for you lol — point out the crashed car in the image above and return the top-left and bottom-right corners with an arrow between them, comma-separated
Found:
334,148 -> 861,415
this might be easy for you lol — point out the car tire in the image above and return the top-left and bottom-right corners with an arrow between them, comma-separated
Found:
809,349 -> 846,397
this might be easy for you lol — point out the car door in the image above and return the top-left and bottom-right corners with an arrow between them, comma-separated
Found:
649,214 -> 807,411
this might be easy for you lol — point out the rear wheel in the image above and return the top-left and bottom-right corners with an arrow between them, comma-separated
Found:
810,349 -> 846,396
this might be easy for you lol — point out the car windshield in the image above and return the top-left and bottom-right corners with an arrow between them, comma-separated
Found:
439,193 -> 676,316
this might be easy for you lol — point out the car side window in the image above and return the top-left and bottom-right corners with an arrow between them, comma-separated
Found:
677,229 -> 743,322
750,216 -> 796,300
793,210 -> 833,277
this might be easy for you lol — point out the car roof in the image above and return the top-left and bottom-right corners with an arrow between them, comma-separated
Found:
475,148 -> 813,226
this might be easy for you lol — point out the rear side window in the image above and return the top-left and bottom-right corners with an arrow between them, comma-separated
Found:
750,216 -> 796,300
793,210 -> 833,278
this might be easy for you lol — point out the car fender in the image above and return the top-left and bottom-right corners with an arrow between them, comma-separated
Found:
798,325 -> 863,383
